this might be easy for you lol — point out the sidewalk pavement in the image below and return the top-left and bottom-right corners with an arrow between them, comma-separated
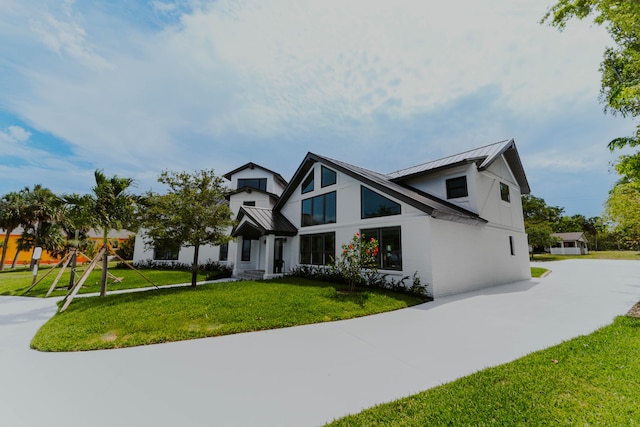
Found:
0,259 -> 639,427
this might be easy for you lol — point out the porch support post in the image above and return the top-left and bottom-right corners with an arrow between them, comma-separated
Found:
263,234 -> 276,279
232,238 -> 243,278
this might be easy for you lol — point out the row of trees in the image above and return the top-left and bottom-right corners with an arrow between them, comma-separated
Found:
523,194 -> 639,253
543,0 -> 640,250
0,169 -> 235,295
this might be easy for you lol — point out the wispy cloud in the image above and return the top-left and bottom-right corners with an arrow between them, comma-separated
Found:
0,125 -> 31,144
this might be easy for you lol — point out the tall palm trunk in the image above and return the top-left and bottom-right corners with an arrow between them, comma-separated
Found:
0,230 -> 10,271
11,249 -> 20,269
191,245 -> 200,287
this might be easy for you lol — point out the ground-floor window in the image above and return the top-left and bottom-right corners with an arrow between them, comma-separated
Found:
241,239 -> 251,261
361,227 -> 402,270
153,242 -> 179,261
219,242 -> 229,261
509,236 -> 515,256
300,232 -> 335,265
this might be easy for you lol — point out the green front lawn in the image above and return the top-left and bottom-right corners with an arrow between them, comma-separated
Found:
531,250 -> 640,261
327,315 -> 640,426
0,264 -> 211,298
31,277 -> 425,351
530,267 -> 548,278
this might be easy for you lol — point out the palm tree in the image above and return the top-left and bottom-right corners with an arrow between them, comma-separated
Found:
0,191 -> 25,271
90,170 -> 137,296
19,185 -> 64,269
60,193 -> 98,288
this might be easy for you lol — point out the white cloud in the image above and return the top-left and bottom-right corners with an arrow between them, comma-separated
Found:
0,126 -> 31,144
29,2 -> 111,70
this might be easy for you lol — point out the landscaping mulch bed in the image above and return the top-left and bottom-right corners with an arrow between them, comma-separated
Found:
627,302 -> 640,318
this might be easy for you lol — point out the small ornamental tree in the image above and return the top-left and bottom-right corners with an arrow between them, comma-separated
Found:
333,232 -> 379,293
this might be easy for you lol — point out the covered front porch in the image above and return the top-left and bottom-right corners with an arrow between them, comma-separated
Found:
231,206 -> 297,280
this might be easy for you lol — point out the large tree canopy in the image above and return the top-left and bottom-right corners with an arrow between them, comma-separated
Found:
141,170 -> 234,287
543,0 -> 640,149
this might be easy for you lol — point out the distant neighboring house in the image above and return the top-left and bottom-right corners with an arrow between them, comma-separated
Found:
550,232 -> 589,255
133,139 -> 532,298
0,228 -> 133,266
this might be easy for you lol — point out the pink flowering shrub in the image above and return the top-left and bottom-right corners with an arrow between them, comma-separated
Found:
333,232 -> 379,292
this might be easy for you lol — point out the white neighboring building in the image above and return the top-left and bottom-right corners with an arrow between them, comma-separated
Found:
550,232 -> 589,255
134,139 -> 532,298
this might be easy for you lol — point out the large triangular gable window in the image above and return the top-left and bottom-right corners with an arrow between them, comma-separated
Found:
361,186 -> 401,219
301,171 -> 314,194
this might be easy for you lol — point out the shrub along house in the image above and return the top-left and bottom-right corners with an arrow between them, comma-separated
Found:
133,139 -> 531,298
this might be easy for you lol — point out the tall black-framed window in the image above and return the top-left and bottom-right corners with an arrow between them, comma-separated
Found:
321,166 -> 337,188
299,232 -> 335,266
238,178 -> 267,191
241,239 -> 252,261
361,186 -> 401,219
219,242 -> 229,261
446,176 -> 468,199
509,236 -> 515,256
500,182 -> 510,202
301,171 -> 314,194
361,227 -> 402,270
301,191 -> 336,227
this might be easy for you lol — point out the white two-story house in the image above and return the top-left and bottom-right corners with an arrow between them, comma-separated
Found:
134,139 -> 531,298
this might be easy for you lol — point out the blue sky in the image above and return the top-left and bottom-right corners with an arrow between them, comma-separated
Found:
0,0 -> 635,217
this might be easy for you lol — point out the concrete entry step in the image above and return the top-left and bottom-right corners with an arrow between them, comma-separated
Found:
236,270 -> 265,281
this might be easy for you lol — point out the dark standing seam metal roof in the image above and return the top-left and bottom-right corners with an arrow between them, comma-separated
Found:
274,153 -> 487,226
387,139 -> 530,195
232,206 -> 298,237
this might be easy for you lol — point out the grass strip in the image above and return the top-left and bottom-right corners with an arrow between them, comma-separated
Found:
327,316 -> 640,426
31,277 -> 425,351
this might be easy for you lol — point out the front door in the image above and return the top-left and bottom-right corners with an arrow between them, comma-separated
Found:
274,238 -> 284,274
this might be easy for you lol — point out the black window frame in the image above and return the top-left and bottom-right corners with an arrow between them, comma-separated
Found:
500,182 -> 510,203
299,232 -> 335,266
446,176 -> 468,199
321,166 -> 337,188
301,191 -> 337,227
361,186 -> 401,219
241,239 -> 252,262
153,242 -> 180,261
301,171 -> 314,194
243,201 -> 256,206
219,242 -> 229,261
509,236 -> 515,256
238,178 -> 267,192
360,226 -> 402,271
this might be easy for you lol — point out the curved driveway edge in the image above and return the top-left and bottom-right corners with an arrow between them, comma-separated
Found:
1,259 -> 639,427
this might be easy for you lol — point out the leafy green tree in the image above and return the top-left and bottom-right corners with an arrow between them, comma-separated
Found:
0,191 -> 25,271
521,194 -> 564,254
543,0 -> 640,149
527,223 -> 561,257
140,170 -> 234,287
605,183 -> 640,250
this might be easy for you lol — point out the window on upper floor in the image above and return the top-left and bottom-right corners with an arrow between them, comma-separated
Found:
301,192 -> 336,227
446,176 -> 468,199
321,166 -> 337,188
299,232 -> 335,266
238,178 -> 267,192
361,227 -> 402,270
243,201 -> 256,206
301,171 -> 314,194
361,186 -> 401,219
500,182 -> 510,202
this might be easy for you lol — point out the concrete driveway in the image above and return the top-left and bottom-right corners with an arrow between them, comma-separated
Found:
1,259 -> 639,427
